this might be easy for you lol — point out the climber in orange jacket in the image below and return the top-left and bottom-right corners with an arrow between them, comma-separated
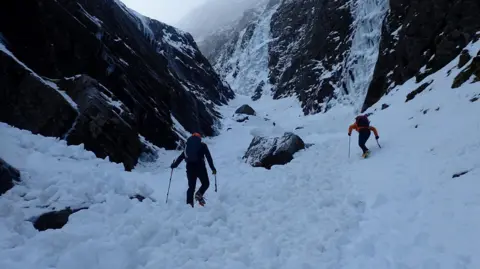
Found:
348,115 -> 379,157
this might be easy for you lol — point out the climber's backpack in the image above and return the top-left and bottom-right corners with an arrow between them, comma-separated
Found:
184,135 -> 202,163
356,115 -> 370,128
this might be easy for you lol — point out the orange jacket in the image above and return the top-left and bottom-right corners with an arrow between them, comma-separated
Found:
348,123 -> 379,137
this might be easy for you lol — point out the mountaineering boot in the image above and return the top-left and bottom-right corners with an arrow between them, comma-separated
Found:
362,150 -> 371,158
195,192 -> 206,206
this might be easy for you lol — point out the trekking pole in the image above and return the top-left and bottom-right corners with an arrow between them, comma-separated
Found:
348,136 -> 351,158
214,174 -> 217,192
165,168 -> 173,204
376,139 -> 382,148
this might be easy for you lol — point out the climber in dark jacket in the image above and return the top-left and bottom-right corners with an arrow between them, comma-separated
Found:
171,133 -> 216,207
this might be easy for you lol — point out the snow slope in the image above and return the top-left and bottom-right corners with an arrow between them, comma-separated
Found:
1,43 -> 480,269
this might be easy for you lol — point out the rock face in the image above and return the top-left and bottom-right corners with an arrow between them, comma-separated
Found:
190,0 -> 388,114
363,0 -> 480,110
0,158 -> 20,195
58,75 -> 143,171
0,0 -> 233,169
235,104 -> 256,115
193,0 -> 480,114
268,0 -> 354,113
0,48 -> 79,138
243,132 -> 305,169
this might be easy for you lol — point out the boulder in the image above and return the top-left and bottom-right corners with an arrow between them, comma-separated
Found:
33,207 -> 88,231
0,158 -> 20,195
58,75 -> 143,171
243,132 -> 305,169
235,104 -> 256,116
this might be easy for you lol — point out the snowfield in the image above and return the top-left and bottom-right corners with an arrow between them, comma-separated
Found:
1,40 -> 480,269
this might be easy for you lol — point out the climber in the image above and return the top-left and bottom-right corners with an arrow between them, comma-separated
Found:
171,132 -> 217,207
348,115 -> 379,158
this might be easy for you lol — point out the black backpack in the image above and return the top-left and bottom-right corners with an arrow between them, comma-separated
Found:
184,136 -> 202,163
356,115 -> 370,127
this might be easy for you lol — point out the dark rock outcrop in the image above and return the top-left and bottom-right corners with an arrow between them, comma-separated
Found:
0,158 -> 20,195
0,49 -> 79,138
406,82 -> 432,102
33,207 -> 88,231
58,75 -> 142,171
452,170 -> 469,179
452,52 -> 480,89
269,0 -> 353,114
0,0 -> 233,169
235,104 -> 256,115
363,0 -> 480,110
129,194 -> 156,202
252,81 -> 265,101
458,50 -> 472,68
243,132 -> 305,169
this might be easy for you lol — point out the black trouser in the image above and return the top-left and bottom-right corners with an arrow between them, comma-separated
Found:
358,129 -> 371,154
185,163 -> 210,205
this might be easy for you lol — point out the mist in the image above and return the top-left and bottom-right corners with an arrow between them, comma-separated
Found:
177,0 -> 269,39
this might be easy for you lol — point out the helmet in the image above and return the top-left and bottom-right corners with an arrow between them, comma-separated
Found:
192,132 -> 201,138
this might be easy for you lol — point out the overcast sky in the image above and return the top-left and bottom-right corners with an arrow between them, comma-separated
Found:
120,0 -> 207,26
